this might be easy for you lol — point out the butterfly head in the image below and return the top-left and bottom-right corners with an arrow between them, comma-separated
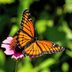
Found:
35,37 -> 38,40
23,9 -> 29,14
15,45 -> 23,52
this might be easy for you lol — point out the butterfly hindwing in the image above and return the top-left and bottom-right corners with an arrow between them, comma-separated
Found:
24,40 -> 65,57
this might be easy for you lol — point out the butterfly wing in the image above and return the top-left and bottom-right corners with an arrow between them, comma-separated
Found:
17,9 -> 34,48
16,9 -> 65,57
24,40 -> 65,57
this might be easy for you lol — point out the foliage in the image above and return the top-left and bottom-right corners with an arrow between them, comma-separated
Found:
0,0 -> 72,72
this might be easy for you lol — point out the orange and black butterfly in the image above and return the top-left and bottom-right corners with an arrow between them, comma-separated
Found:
16,9 -> 65,57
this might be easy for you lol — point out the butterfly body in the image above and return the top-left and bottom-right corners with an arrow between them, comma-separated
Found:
16,9 -> 65,57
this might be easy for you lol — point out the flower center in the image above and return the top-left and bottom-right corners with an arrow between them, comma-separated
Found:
10,36 -> 23,53
10,36 -> 17,50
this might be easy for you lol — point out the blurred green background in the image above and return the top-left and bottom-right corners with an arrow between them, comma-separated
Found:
0,0 -> 72,72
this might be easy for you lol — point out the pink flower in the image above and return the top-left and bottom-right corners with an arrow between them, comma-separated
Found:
1,37 -> 24,60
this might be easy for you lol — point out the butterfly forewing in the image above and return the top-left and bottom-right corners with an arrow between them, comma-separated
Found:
17,9 -> 34,48
21,9 -> 34,37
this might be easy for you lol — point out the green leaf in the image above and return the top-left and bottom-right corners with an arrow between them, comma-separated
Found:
62,62 -> 69,72
35,20 -> 47,34
64,0 -> 72,13
41,68 -> 50,72
0,0 -> 14,4
0,50 -> 5,68
35,58 -> 55,71
60,22 -> 72,39
18,57 -> 34,72
9,25 -> 18,36
56,7 -> 63,15
0,69 -> 5,72
66,50 -> 72,57
46,20 -> 53,27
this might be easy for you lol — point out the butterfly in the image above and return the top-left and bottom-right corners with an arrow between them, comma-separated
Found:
16,9 -> 65,57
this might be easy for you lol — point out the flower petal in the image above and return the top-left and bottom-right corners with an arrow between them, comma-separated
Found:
1,44 -> 10,50
1,37 -> 14,55
2,37 -> 13,44
4,50 -> 14,55
7,37 -> 13,41
12,52 -> 24,60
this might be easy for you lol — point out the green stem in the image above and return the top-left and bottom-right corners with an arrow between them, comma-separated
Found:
15,61 -> 18,72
